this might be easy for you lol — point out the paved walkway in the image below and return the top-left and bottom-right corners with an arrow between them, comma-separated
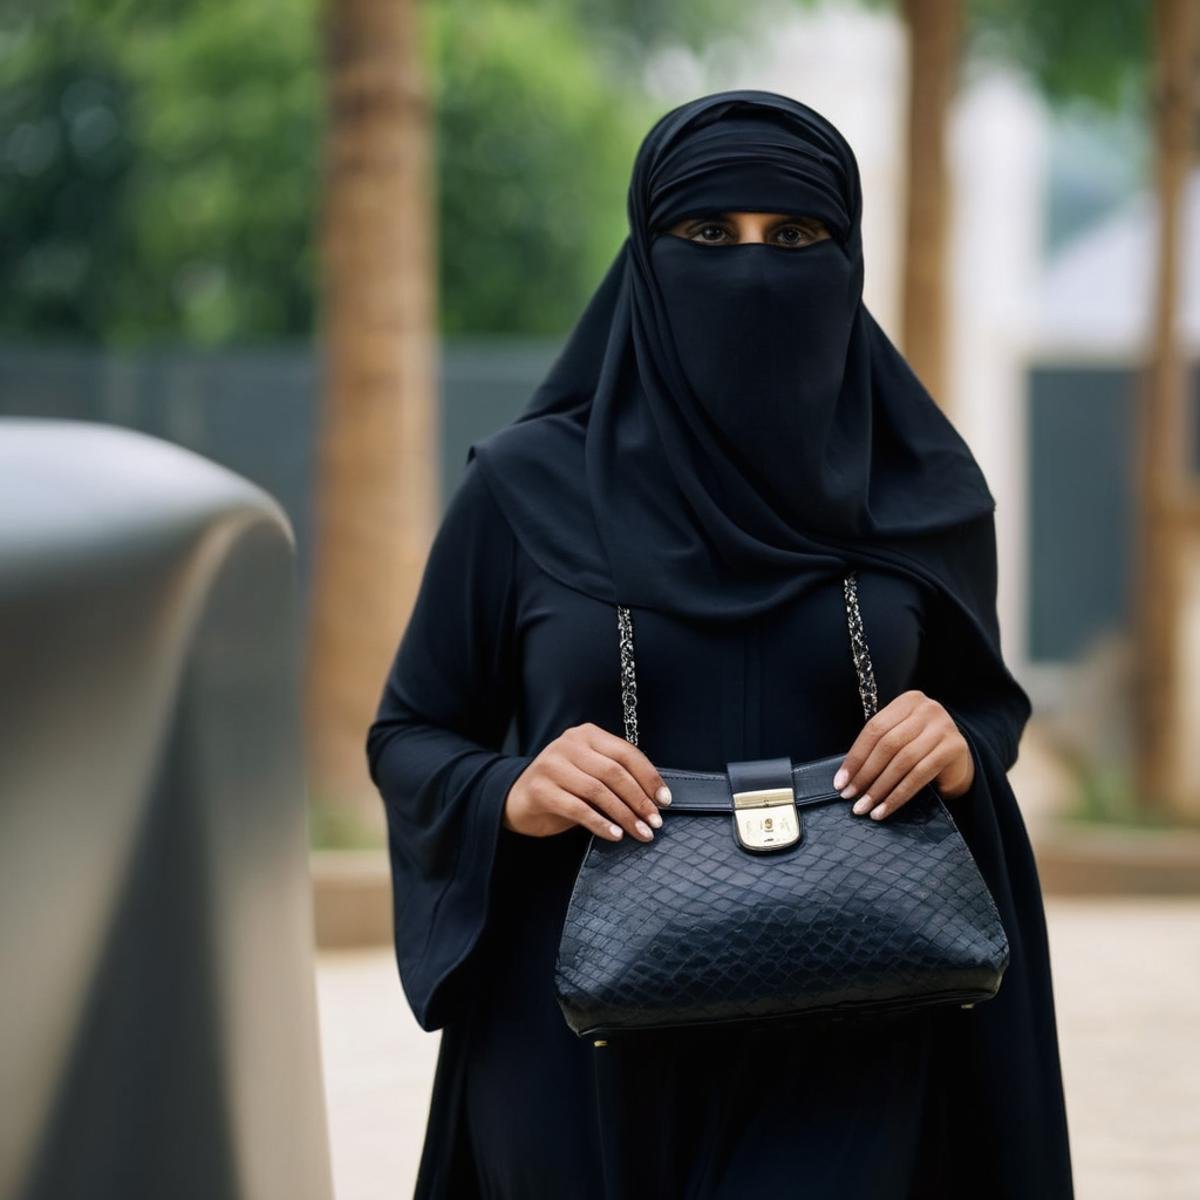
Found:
315,897 -> 1200,1199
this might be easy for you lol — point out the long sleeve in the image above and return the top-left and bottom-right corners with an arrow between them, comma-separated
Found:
914,562 -> 1031,782
365,460 -> 535,1032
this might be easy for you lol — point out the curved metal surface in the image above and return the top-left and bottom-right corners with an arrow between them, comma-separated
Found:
0,418 -> 333,1200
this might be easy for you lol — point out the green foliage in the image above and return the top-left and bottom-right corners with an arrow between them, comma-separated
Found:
115,0 -> 323,344
969,0 -> 1148,110
0,0 -> 321,346
1,0 -> 700,343
0,10 -> 138,341
429,0 -> 655,334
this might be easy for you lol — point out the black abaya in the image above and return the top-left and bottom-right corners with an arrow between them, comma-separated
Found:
366,460 -> 1074,1199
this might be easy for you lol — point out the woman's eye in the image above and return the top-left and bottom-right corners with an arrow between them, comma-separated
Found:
691,224 -> 729,243
775,223 -> 823,247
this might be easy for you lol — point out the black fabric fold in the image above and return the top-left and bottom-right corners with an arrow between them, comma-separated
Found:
366,462 -> 536,1031
913,597 -> 1074,1194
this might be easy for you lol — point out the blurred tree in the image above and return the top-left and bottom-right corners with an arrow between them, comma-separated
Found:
970,0 -> 1148,107
899,0 -> 961,410
306,0 -> 763,832
1132,0 -> 1199,819
894,0 -> 1148,410
969,0 -> 1200,822
307,0 -> 439,833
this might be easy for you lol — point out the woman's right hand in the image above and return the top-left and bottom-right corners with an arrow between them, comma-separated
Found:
503,722 -> 673,842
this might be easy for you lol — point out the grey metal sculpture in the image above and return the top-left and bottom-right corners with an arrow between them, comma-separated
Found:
0,419 -> 334,1200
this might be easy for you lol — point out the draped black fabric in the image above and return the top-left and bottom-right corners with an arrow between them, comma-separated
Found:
368,88 -> 1074,1198
468,90 -> 1037,774
471,90 -> 1000,621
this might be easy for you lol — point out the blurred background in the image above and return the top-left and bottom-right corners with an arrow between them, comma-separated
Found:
2,1 -> 1198,1197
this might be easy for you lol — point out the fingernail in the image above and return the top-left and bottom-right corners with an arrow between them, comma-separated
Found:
609,824 -> 623,838
647,811 -> 663,828
869,803 -> 887,821
852,795 -> 872,815
635,820 -> 653,839
655,785 -> 672,805
840,784 -> 857,799
833,767 -> 848,790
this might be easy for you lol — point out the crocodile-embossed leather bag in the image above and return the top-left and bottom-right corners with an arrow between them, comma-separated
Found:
553,570 -> 1010,1041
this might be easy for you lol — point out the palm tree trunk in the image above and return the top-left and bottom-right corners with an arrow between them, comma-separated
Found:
307,0 -> 438,834
1133,0 -> 1199,817
900,0 -> 961,411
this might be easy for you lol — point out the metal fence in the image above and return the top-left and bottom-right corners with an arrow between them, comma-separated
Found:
5,342 -> 1181,667
0,339 -> 560,637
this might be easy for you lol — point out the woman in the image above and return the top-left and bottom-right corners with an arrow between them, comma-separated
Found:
366,90 -> 1074,1199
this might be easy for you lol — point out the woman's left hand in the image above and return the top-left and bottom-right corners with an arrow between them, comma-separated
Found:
832,689 -> 975,820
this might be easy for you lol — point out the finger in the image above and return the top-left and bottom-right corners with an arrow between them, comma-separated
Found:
582,723 -> 672,806
834,693 -> 923,796
863,747 -> 947,821
849,722 -> 942,812
575,746 -> 663,827
558,760 -> 655,842
854,734 -> 945,820
550,789 -> 626,841
864,700 -> 955,806
842,707 -> 929,801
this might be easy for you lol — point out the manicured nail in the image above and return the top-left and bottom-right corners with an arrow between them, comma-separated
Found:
833,767 -> 848,790
852,795 -> 872,816
647,810 -> 663,829
869,803 -> 887,821
840,784 -> 857,799
635,820 -> 654,839
655,785 -> 672,805
609,823 -> 623,838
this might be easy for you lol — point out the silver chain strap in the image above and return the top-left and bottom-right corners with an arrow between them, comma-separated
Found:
842,570 -> 878,721
615,570 -> 878,745
616,603 -> 640,747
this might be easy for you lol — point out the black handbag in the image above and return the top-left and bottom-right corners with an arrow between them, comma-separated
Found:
553,569 -> 1010,1042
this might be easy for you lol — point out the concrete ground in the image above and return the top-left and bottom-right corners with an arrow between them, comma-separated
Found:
314,896 -> 1200,1200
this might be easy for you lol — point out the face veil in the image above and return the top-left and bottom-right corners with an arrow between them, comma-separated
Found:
649,231 -> 859,533
467,89 -> 1007,671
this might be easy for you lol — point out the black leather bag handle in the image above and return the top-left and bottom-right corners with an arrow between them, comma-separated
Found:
615,570 -> 879,749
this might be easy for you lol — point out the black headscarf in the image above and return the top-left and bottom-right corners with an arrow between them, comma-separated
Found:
471,87 -> 993,598
466,92 -> 1073,1189
470,88 -> 1029,736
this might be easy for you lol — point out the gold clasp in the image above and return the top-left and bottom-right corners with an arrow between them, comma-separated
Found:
732,785 -> 800,852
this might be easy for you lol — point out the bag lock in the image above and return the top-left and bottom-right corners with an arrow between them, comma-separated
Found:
726,756 -> 802,853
